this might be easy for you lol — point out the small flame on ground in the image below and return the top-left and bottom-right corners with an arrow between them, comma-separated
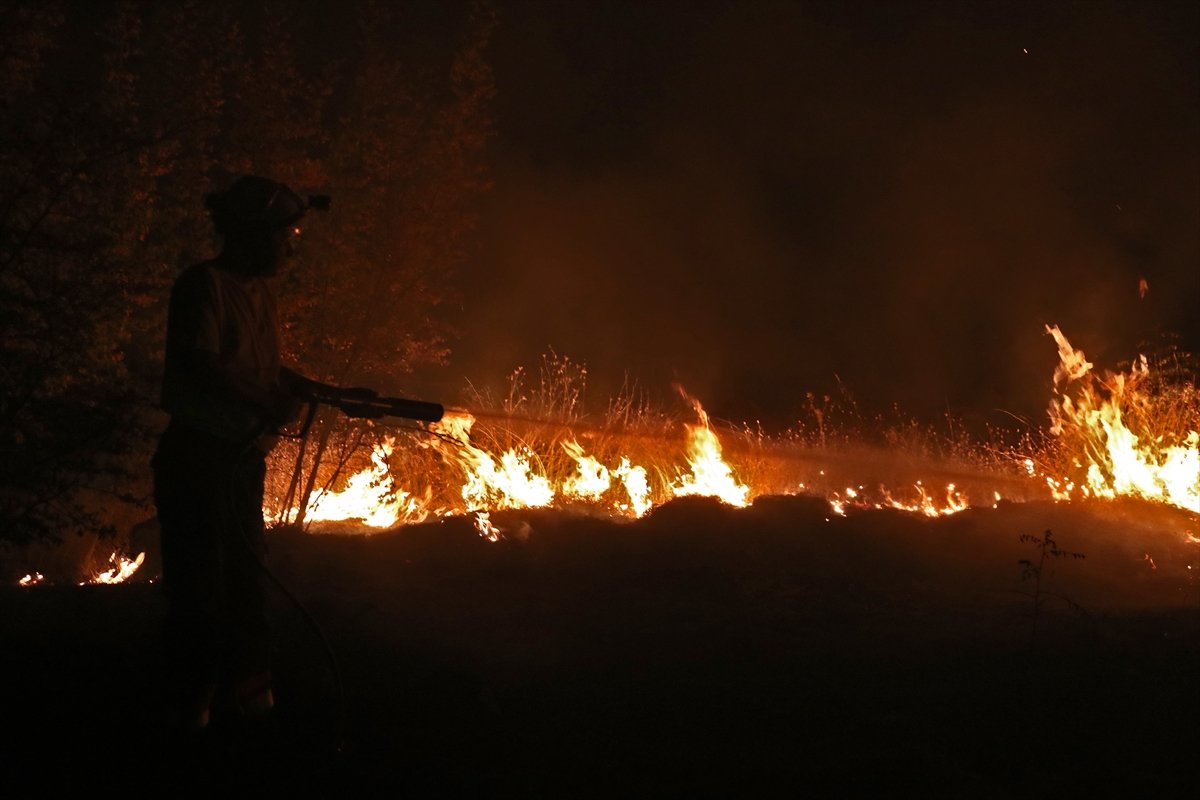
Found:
672,390 -> 750,507
473,511 -> 501,542
88,551 -> 145,585
19,572 -> 44,587
614,458 -> 652,518
827,483 -> 971,518
883,482 -> 970,517
561,440 -> 611,501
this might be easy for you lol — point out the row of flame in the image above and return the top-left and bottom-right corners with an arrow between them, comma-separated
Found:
17,327 -> 1200,586
300,327 -> 1197,537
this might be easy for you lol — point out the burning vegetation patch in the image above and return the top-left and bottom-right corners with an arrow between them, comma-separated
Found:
262,328 -> 1197,540
8,327 -> 1196,585
1038,325 -> 1199,511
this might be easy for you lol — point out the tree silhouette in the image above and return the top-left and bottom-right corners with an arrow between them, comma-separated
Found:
0,1 -> 495,542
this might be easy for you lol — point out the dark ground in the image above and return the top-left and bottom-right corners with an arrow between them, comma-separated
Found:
2,496 -> 1199,797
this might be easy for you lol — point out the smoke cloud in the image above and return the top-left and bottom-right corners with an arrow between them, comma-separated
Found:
440,0 -> 1199,430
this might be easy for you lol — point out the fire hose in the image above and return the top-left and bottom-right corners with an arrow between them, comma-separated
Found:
297,385 -> 445,430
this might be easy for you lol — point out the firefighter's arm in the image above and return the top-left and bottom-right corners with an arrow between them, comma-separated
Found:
190,351 -> 298,424
280,367 -> 377,406
278,368 -> 443,422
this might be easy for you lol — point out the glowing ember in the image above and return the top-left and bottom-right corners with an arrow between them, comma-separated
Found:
1045,325 -> 1199,512
19,572 -> 44,587
88,551 -> 145,585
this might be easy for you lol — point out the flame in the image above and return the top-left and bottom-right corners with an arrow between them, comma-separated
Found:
305,437 -> 429,529
19,554 -> 145,587
561,439 -> 611,501
1045,325 -> 1199,512
881,482 -> 969,517
431,411 -> 555,512
1047,323 -> 1094,395
827,483 -> 970,517
560,441 -> 654,517
614,458 -> 652,517
473,511 -> 501,542
88,551 -> 145,585
672,392 -> 750,507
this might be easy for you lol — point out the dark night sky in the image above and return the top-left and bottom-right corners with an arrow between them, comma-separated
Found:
435,0 -> 1199,429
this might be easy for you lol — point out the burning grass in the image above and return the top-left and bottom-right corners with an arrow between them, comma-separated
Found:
13,326 -> 1193,585
1038,327 -> 1199,511
263,328 -> 1199,538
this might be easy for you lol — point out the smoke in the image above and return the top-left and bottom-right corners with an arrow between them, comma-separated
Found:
444,0 -> 1199,430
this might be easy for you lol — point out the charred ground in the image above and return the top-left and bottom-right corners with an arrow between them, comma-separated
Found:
2,496 -> 1198,796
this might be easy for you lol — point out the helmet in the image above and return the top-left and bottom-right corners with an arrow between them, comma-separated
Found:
206,175 -> 307,236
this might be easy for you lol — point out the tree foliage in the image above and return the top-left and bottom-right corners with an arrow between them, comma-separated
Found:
0,1 -> 494,543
